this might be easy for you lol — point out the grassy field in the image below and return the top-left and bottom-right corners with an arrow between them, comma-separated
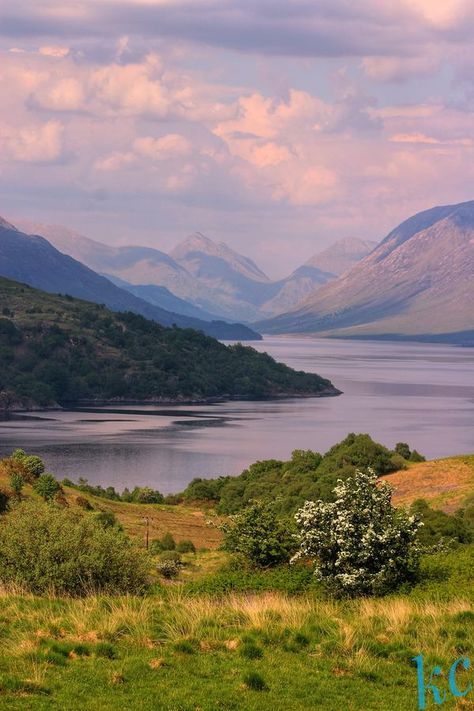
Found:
0,456 -> 473,709
0,559 -> 473,711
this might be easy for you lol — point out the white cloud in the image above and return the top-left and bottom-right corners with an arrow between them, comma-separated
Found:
0,120 -> 64,163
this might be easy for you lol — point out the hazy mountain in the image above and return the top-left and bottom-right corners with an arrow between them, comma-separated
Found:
257,201 -> 474,344
0,220 -> 261,340
14,221 -> 373,322
258,265 -> 335,316
15,219 -> 198,299
105,274 -> 224,322
306,237 -> 377,276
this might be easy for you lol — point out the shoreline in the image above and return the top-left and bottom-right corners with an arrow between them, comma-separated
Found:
2,385 -> 342,417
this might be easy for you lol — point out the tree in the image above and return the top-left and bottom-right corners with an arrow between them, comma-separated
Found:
222,500 -> 295,568
9,472 -> 24,498
294,468 -> 422,596
22,455 -> 45,481
395,442 -> 411,460
34,473 -> 61,501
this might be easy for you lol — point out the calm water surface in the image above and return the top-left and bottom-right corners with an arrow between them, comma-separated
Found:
1,337 -> 473,493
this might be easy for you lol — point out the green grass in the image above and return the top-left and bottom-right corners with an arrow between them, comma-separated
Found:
0,547 -> 472,710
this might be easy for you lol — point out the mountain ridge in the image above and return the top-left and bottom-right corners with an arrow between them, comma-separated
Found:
257,200 -> 474,344
0,220 -> 261,340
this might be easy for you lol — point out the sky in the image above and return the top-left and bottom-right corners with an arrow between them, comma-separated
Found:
1,0 -> 474,277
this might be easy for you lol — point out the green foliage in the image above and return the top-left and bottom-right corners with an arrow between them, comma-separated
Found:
184,563 -> 316,596
11,448 -> 26,461
295,469 -> 422,596
176,540 -> 196,554
94,511 -> 120,529
9,471 -> 24,496
222,500 -> 296,568
181,434 -> 420,515
21,455 -> 45,480
160,532 -> 176,551
0,278 -> 335,405
410,499 -> 473,547
409,449 -> 426,462
394,442 -> 411,459
0,500 -> 149,595
34,473 -> 61,501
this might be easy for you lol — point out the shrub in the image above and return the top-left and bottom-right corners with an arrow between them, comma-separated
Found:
131,487 -> 164,504
294,468 -> 422,596
9,472 -> 24,497
22,455 -> 45,481
34,474 -> 61,501
410,449 -> 426,463
11,449 -> 26,462
394,442 -> 411,460
157,558 -> 181,579
221,500 -> 295,568
94,511 -> 120,529
160,532 -> 176,551
0,500 -> 149,595
176,540 -> 196,554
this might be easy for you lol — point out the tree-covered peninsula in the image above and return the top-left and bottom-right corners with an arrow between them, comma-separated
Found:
0,277 -> 340,408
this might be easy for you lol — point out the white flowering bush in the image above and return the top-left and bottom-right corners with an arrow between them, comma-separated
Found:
293,468 -> 422,596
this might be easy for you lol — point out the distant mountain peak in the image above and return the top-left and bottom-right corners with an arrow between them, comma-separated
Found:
171,231 -> 270,283
0,216 -> 18,232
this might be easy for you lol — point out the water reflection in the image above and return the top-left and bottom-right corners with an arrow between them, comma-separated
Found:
0,337 -> 473,492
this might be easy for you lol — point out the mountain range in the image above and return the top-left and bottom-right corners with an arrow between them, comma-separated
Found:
258,200 -> 474,344
0,219 -> 260,341
16,220 -> 374,322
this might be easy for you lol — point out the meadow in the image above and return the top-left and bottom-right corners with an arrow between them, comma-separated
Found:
0,453 -> 473,709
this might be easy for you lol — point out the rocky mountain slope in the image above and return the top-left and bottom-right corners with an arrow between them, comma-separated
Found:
257,201 -> 474,344
306,237 -> 377,276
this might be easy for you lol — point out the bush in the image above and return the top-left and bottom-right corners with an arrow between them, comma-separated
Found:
394,442 -> 411,460
94,511 -> 120,529
22,455 -> 45,481
11,449 -> 26,462
9,472 -> 24,497
34,474 -> 61,501
0,500 -> 149,595
160,532 -> 176,551
176,540 -> 196,554
222,500 -> 295,568
410,449 -> 426,463
294,468 -> 422,596
157,558 -> 181,579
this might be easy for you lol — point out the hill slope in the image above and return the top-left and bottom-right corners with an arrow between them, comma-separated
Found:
0,220 -> 261,340
306,237 -> 377,276
258,201 -> 474,343
0,276 -> 339,407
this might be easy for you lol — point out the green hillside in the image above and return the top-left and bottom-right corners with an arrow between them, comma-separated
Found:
0,277 -> 339,408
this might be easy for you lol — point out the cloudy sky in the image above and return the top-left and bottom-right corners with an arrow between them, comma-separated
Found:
1,0 -> 474,276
